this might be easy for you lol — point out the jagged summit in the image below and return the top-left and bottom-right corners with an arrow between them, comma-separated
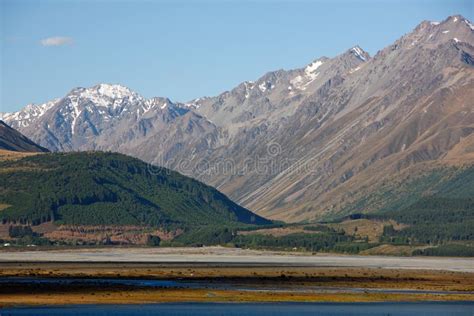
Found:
432,14 -> 474,33
420,14 -> 471,27
398,14 -> 474,49
442,14 -> 473,27
93,83 -> 138,99
71,83 -> 133,94
67,83 -> 144,105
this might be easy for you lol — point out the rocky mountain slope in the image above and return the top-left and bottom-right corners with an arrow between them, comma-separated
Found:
2,15 -> 473,222
0,120 -> 49,152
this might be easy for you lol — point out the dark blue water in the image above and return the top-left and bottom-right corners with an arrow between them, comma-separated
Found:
1,302 -> 473,316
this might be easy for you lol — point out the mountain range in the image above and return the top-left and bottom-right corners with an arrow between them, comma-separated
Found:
2,15 -> 473,222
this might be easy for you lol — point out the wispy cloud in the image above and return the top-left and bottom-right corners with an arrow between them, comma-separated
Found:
40,36 -> 73,47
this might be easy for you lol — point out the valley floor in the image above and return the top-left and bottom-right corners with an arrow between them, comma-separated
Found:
0,247 -> 473,306
0,246 -> 473,272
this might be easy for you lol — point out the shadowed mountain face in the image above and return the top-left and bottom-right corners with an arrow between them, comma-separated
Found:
0,120 -> 49,153
2,15 -> 474,222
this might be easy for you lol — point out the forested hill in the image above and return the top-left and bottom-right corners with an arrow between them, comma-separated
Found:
0,151 -> 270,228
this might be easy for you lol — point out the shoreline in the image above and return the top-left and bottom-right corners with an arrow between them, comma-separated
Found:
1,287 -> 474,307
1,260 -> 473,307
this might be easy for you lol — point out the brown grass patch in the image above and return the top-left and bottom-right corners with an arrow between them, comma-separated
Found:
360,244 -> 425,256
238,226 -> 309,237
0,149 -> 40,161
329,219 -> 406,242
1,288 -> 473,307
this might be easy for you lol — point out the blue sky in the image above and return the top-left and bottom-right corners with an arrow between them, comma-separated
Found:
1,0 -> 473,113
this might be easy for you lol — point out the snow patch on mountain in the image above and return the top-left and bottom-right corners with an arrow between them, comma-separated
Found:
349,66 -> 361,73
244,81 -> 255,98
70,102 -> 81,135
351,46 -> 366,61
258,81 -> 274,93
465,19 -> 474,31
305,60 -> 323,75
289,60 -> 324,91
184,97 -> 205,109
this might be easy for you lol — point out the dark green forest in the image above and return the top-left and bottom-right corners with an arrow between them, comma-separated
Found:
0,152 -> 270,228
375,167 -> 474,245
337,167 -> 474,252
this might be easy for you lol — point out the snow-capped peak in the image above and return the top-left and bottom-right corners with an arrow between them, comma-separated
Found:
66,83 -> 144,111
71,83 -> 141,101
95,84 -> 136,99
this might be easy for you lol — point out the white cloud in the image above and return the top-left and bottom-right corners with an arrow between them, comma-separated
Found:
40,36 -> 73,47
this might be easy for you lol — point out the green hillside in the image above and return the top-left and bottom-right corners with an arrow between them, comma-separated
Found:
345,165 -> 474,247
0,151 -> 270,228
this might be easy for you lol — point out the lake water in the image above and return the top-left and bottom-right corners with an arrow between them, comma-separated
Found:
1,302 -> 473,316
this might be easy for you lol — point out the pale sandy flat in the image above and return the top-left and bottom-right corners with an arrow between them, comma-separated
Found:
0,247 -> 473,272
